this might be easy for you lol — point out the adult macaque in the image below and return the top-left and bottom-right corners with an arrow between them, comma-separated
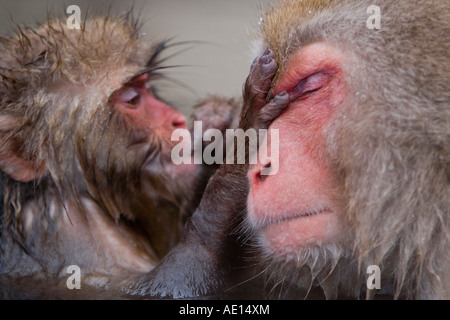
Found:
245,0 -> 450,299
131,0 -> 449,300
0,13 -> 239,298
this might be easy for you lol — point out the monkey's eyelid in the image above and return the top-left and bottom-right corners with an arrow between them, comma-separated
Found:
117,87 -> 139,104
290,72 -> 329,100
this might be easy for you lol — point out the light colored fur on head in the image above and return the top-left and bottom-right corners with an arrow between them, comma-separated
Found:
253,0 -> 450,299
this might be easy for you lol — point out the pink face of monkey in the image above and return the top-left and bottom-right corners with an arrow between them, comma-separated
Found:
112,74 -> 187,138
110,74 -> 197,182
247,43 -> 348,259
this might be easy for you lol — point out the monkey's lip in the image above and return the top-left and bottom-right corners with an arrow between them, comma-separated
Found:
261,208 -> 333,229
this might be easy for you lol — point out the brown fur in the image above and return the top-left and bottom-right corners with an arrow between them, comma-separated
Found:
253,0 -> 450,299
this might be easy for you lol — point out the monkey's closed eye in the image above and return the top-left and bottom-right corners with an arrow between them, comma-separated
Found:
118,87 -> 140,107
290,72 -> 328,101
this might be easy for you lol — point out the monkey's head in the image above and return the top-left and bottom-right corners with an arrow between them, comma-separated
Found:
0,15 -> 198,255
247,0 -> 450,298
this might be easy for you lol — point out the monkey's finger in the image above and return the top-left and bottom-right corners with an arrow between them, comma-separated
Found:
243,48 -> 278,112
254,91 -> 289,130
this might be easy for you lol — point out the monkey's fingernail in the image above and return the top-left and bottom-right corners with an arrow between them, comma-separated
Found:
274,91 -> 288,101
262,48 -> 272,57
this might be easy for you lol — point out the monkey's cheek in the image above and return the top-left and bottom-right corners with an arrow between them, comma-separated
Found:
260,212 -> 339,259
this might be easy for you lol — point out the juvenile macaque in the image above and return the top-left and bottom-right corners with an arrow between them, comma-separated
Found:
0,13 -> 239,298
132,0 -> 449,299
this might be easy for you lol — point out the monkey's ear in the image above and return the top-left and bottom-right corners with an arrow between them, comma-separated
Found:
0,115 -> 45,182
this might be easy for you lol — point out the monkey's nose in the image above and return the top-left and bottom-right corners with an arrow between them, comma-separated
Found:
170,113 -> 187,129
249,162 -> 271,186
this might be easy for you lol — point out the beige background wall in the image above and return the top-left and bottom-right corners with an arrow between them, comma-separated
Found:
0,0 -> 270,115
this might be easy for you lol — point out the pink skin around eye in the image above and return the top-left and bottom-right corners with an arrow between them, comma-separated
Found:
112,74 -> 186,131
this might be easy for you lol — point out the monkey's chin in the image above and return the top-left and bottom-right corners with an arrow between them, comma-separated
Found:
258,210 -> 339,258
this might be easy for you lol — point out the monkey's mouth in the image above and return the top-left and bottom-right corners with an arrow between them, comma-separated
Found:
262,208 -> 333,229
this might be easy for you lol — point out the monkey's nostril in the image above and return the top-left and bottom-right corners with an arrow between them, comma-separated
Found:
250,162 -> 271,185
260,162 -> 272,180
257,171 -> 268,182
172,115 -> 187,129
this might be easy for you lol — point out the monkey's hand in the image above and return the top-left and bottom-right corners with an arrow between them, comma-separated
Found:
124,50 -> 289,299
190,96 -> 241,161
125,164 -> 247,299
240,48 -> 289,131
191,96 -> 241,133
